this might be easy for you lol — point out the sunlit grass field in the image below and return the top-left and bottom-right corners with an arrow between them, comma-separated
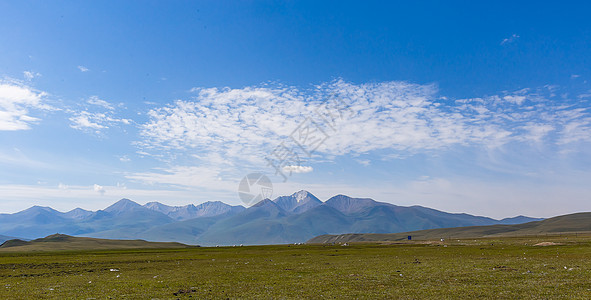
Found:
1,235 -> 590,299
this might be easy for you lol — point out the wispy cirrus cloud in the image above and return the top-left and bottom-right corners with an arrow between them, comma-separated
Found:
283,165 -> 313,173
69,96 -> 131,133
138,85 -> 309,165
125,165 -> 236,192
69,111 -> 109,130
23,71 -> 41,81
501,33 -> 520,45
87,96 -> 115,110
0,80 -> 53,131
137,80 -> 591,170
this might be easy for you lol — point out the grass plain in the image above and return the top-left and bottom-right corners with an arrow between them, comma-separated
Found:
1,234 -> 590,299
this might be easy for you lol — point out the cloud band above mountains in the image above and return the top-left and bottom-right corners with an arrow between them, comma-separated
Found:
138,80 -> 591,167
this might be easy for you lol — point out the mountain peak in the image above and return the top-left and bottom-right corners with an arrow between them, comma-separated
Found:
143,200 -> 245,221
68,208 -> 86,212
26,205 -> 55,211
17,205 -> 60,215
253,198 -> 275,208
63,208 -> 93,220
325,195 -> 378,214
273,191 -> 322,213
104,198 -> 142,213
144,202 -> 175,214
293,190 -> 312,203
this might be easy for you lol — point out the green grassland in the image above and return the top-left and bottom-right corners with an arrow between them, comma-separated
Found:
1,235 -> 591,299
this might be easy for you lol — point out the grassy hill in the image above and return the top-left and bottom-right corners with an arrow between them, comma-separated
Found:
0,234 -> 194,252
308,212 -> 591,244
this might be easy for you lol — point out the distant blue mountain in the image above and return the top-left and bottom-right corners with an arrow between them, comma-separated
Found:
139,191 -> 544,245
0,199 -> 241,239
144,200 -> 245,221
188,192 -> 534,245
0,191 -> 544,245
273,190 -> 322,213
76,199 -> 175,239
63,208 -> 93,220
0,206 -> 86,238
498,215 -> 545,224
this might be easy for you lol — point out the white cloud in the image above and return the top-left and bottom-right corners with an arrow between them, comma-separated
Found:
69,111 -> 108,130
282,165 -> 313,173
139,85 -> 309,165
0,81 -> 51,130
87,96 -> 115,110
23,71 -> 41,80
140,81 -> 463,166
559,119 -> 591,144
521,123 -> 554,142
578,91 -> 591,99
503,95 -> 526,105
78,65 -> 89,72
137,80 -> 591,170
93,184 -> 105,195
356,159 -> 371,166
69,96 -> 132,133
125,166 -> 236,192
501,33 -> 520,45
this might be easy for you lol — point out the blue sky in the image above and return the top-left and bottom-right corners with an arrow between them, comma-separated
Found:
1,1 -> 590,218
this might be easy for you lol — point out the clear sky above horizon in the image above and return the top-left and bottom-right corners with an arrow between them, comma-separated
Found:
1,1 -> 590,218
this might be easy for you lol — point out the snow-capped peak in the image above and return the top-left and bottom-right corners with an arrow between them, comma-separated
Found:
294,190 -> 310,203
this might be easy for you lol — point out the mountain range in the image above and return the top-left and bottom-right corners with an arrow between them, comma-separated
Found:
0,191 -> 543,245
